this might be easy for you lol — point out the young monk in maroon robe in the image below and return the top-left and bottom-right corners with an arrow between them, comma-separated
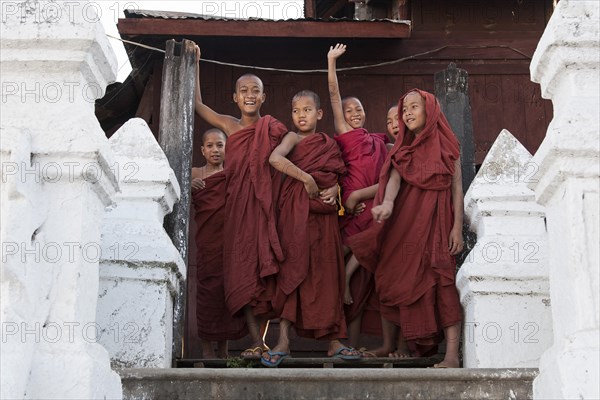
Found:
194,45 -> 338,359
192,129 -> 247,359
261,90 -> 361,367
386,105 -> 400,142
349,89 -> 464,368
328,43 -> 394,356
193,46 -> 284,359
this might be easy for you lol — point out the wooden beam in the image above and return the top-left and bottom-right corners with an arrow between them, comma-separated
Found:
117,18 -> 411,39
158,39 -> 197,366
304,0 -> 316,18
322,0 -> 349,18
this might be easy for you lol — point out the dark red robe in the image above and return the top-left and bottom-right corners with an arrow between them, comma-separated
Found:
272,132 -> 348,340
334,128 -> 388,330
193,171 -> 248,341
349,89 -> 462,345
222,116 -> 288,317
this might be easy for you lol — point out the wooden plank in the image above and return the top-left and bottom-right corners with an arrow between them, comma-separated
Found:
304,0 -> 317,18
435,63 -> 476,193
178,355 -> 443,368
134,73 -> 154,123
158,39 -> 197,366
117,18 -> 411,39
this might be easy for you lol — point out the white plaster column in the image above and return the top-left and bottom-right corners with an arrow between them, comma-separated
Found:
97,118 -> 185,368
457,130 -> 552,368
1,1 -> 122,398
529,1 -> 600,398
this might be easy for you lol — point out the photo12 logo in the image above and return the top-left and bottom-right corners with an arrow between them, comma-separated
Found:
1,1 -> 140,25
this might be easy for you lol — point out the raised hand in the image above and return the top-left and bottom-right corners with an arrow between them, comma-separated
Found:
194,44 -> 201,62
328,43 -> 347,60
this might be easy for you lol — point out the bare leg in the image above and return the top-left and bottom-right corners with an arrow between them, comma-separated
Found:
262,318 -> 291,364
362,317 -> 396,357
347,312 -> 363,349
344,254 -> 361,305
343,245 -> 351,257
216,340 -> 228,359
240,305 -> 267,358
201,339 -> 216,359
434,323 -> 461,368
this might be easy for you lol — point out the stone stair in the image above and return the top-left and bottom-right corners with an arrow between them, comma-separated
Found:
119,367 -> 537,399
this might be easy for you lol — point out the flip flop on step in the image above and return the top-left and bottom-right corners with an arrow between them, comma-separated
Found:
331,346 -> 362,360
260,350 -> 290,368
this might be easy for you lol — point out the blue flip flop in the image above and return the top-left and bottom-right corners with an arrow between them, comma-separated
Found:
331,346 -> 362,360
260,350 -> 290,367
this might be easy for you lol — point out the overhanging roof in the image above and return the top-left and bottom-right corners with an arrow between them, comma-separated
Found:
118,9 -> 411,39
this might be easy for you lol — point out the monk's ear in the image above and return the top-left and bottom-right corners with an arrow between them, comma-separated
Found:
261,92 -> 266,103
317,109 -> 323,120
232,92 -> 238,103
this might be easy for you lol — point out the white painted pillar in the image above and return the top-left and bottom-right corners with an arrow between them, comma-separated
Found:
457,130 -> 552,368
1,1 -> 122,398
529,1 -> 599,398
97,118 -> 185,368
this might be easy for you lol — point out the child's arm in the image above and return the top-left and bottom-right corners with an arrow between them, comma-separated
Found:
371,168 -> 401,223
327,44 -> 353,135
269,133 -> 319,198
194,45 -> 239,135
448,158 -> 464,255
345,183 -> 379,213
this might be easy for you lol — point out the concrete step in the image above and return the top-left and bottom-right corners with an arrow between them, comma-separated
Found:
119,368 -> 538,400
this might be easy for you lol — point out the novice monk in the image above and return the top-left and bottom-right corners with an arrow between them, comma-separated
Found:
386,105 -> 400,142
194,45 -> 291,359
261,90 -> 361,367
192,129 -> 247,359
349,89 -> 464,368
328,43 -> 392,355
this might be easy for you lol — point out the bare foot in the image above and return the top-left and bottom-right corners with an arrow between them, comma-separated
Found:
240,341 -> 267,359
261,343 -> 290,365
344,284 -> 353,305
388,350 -> 412,358
433,356 -> 460,368
360,346 -> 393,357
201,340 -> 216,359
328,340 -> 361,358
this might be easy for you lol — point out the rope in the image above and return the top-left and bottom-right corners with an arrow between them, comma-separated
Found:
106,34 -> 532,74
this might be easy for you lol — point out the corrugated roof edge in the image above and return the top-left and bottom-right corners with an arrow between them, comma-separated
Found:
123,9 -> 410,24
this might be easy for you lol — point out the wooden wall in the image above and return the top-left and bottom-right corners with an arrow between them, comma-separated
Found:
170,0 -> 554,358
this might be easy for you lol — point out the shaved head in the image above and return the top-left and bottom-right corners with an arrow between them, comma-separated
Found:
236,74 -> 264,91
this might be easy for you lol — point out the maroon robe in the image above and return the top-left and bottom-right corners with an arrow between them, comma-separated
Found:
349,89 -> 462,345
222,116 -> 288,317
272,132 -> 348,340
193,171 -> 248,341
334,128 -> 388,329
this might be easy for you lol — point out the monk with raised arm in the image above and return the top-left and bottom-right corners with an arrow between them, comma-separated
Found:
194,45 -> 291,359
328,43 -> 395,356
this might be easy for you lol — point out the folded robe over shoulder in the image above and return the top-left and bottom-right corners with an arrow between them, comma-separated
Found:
273,132 -> 348,340
192,171 -> 248,341
349,89 -> 462,342
334,128 -> 388,242
222,116 -> 288,316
